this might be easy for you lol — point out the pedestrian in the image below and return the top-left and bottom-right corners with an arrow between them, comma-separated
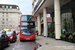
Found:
36,30 -> 38,37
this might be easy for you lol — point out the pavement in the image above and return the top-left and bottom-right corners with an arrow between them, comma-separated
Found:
36,36 -> 75,50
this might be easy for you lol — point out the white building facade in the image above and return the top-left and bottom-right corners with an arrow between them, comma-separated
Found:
0,4 -> 22,31
32,0 -> 75,39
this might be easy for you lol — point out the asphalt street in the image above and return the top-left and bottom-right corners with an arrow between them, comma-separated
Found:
2,34 -> 38,50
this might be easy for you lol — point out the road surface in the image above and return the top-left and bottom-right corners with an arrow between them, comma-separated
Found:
2,34 -> 38,50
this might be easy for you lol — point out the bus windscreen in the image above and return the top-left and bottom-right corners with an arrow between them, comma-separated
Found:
21,27 -> 35,35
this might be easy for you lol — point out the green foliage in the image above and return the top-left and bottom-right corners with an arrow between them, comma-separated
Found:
48,32 -> 50,34
61,34 -> 63,37
48,32 -> 50,33
68,35 -> 73,39
61,34 -> 66,38
49,33 -> 52,36
72,32 -> 75,36
52,32 -> 54,34
63,35 -> 66,38
65,32 -> 69,35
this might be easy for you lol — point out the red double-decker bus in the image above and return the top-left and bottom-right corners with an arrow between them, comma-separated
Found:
19,15 -> 36,41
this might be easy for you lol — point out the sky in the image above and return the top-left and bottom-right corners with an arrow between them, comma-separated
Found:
0,0 -> 32,14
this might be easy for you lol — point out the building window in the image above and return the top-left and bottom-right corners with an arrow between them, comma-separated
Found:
10,15 -> 12,17
6,25 -> 8,27
10,25 -> 12,27
6,19 -> 8,21
6,22 -> 8,24
10,6 -> 12,9
2,19 -> 4,21
6,15 -> 8,17
2,15 -> 4,17
16,7 -> 19,9
10,19 -> 12,21
2,22 -> 4,24
2,25 -> 5,27
2,6 -> 5,8
6,12 -> 8,14
2,12 -> 4,14
6,6 -> 8,8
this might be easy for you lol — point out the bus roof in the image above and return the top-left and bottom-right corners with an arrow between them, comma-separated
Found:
20,15 -> 35,17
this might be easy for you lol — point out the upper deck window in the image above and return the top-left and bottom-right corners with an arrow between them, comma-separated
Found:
21,15 -> 34,21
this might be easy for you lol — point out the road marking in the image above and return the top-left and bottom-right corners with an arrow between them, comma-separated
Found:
13,48 -> 15,50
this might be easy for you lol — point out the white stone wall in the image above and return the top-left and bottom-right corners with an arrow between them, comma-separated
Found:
0,8 -> 21,31
32,0 -> 39,11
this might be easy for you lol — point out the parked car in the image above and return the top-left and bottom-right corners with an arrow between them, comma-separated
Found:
0,33 -> 10,49
6,31 -> 17,42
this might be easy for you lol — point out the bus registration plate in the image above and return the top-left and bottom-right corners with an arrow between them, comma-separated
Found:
26,39 -> 30,40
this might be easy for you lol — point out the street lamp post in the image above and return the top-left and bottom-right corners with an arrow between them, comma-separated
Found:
45,14 -> 48,45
